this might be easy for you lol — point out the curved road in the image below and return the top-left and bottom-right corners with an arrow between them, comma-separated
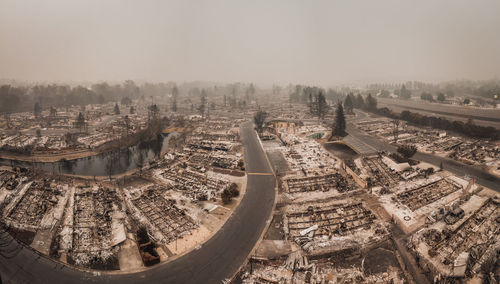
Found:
0,121 -> 276,284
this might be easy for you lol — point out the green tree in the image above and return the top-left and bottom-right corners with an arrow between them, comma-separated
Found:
421,92 -> 433,102
123,80 -> 139,99
97,94 -> 105,104
399,84 -> 411,99
379,90 -> 390,98
121,97 -> 132,105
331,103 -> 346,137
313,91 -> 328,120
397,144 -> 417,159
221,188 -> 233,204
114,103 -> 120,114
246,83 -> 255,101
354,94 -> 365,109
0,85 -> 22,113
344,94 -> 354,114
463,98 -> 470,105
366,93 -> 378,110
228,183 -> 239,197
254,111 -> 268,133
437,93 -> 445,102
34,102 -> 41,118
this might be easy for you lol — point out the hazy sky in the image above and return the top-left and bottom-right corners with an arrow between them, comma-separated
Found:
1,0 -> 499,86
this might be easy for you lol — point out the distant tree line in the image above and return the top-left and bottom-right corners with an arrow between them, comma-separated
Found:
289,85 -> 344,104
0,81 -> 164,114
474,82 -> 500,100
0,81 -> 261,114
345,93 -> 377,111
420,91 -> 449,103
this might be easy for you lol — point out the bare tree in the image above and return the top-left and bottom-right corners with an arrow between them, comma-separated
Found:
148,104 -> 160,121
50,106 -> 57,117
172,85 -> 178,112
392,119 -> 400,143
124,115 -> 131,136
34,102 -> 41,118
198,93 -> 206,117
75,112 -> 86,133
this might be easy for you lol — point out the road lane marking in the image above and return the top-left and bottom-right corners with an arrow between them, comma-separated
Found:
247,172 -> 273,176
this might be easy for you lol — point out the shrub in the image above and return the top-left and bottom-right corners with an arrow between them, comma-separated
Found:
397,144 -> 417,159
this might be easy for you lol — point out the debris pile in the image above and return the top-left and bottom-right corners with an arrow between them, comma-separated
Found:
283,198 -> 388,254
409,196 -> 500,280
125,185 -> 198,244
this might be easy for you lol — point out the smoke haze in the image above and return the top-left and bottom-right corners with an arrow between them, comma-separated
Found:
1,0 -> 499,85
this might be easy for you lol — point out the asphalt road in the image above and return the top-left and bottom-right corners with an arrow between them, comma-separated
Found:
377,98 -> 500,129
377,98 -> 500,121
346,121 -> 500,192
0,121 -> 276,284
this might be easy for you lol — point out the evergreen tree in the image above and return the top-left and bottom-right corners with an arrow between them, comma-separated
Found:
34,102 -> 41,118
366,93 -> 377,110
344,94 -> 354,114
354,94 -> 365,108
114,103 -> 120,115
254,111 -> 268,133
437,92 -> 446,102
399,84 -> 411,99
331,103 -> 346,137
316,91 -> 328,120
